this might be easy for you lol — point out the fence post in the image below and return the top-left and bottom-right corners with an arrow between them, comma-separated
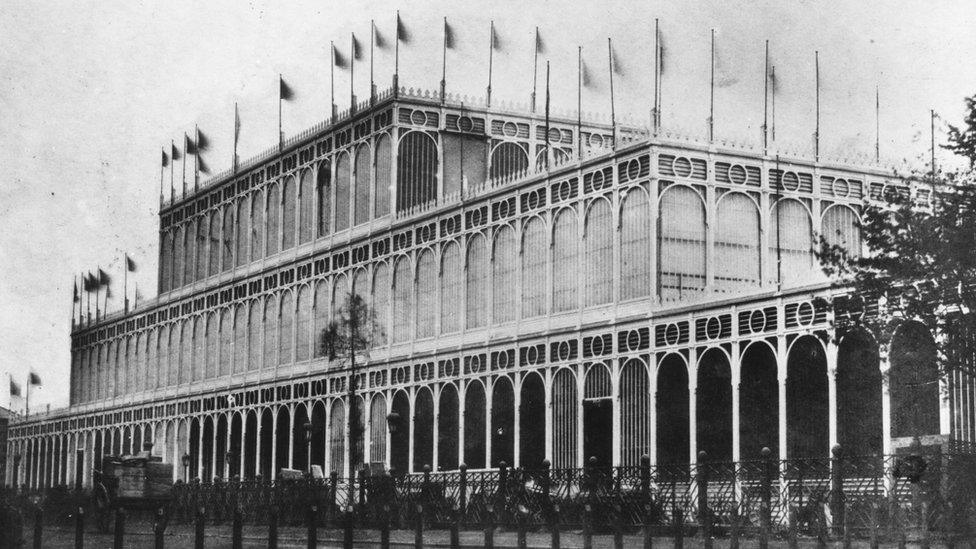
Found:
497,461 -> 508,522
194,506 -> 205,549
542,459 -> 552,510
74,507 -> 84,549
343,509 -> 354,549
232,506 -> 243,549
642,503 -> 653,549
830,445 -> 845,536
329,471 -> 338,527
484,504 -> 495,549
640,454 -> 651,507
614,503 -> 625,549
920,500 -> 930,549
450,506 -> 461,549
32,506 -> 42,549
517,504 -> 528,549
458,463 -> 468,525
698,451 -> 712,549
549,502 -> 561,549
760,447 -> 772,549
153,507 -> 165,549
380,505 -> 391,549
414,504 -> 424,549
673,507 -> 683,549
583,503 -> 593,549
306,505 -> 317,549
112,509 -> 124,549
869,503 -> 879,549
842,501 -> 852,549
730,506 -> 740,549
788,507 -> 799,549
268,508 -> 279,549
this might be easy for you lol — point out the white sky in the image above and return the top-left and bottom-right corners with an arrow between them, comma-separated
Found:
1,0 -> 974,412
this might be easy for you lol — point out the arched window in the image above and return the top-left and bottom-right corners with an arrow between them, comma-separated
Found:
551,368 -> 578,468
392,258 -> 413,343
173,225 -> 185,289
620,359 -> 650,466
181,320 -> 193,385
265,184 -> 280,256
396,132 -> 438,212
466,234 -> 488,328
263,295 -> 278,368
821,205 -> 861,260
659,186 -> 706,300
184,219 -> 197,284
160,230 -> 173,293
147,329 -> 159,391
375,135 -> 392,217
715,193 -> 761,293
281,176 -> 296,250
416,249 -> 437,338
205,312 -> 217,380
250,189 -> 264,261
233,303 -> 247,374
369,395 -> 388,466
332,274 -> 347,324
129,335 -> 140,394
335,153 -> 351,231
440,242 -> 462,334
354,145 -> 371,225
769,199 -> 814,287
222,204 -> 235,270
316,162 -> 331,237
296,286 -> 311,362
313,280 -> 330,358
620,188 -> 651,300
195,218 -> 208,280
298,170 -> 314,244
279,292 -> 294,365
219,308 -> 232,376
351,269 -> 367,305
236,196 -> 250,267
492,225 -> 517,323
248,300 -> 262,371
443,134 -> 488,196
552,209 -> 579,312
521,217 -> 546,318
584,199 -> 613,306
372,264 -> 390,345
208,212 -> 221,276
329,400 -> 345,474
490,142 -> 529,180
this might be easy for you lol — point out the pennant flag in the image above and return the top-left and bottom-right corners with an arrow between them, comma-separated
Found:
28,371 -> 41,386
491,23 -> 502,51
73,279 -> 80,303
581,57 -> 595,88
195,128 -> 210,153
198,156 -> 210,175
444,19 -> 456,49
185,133 -> 197,155
658,31 -> 668,75
396,13 -> 411,44
83,272 -> 97,292
161,149 -> 169,168
234,105 -> 241,142
375,25 -> 389,49
279,76 -> 295,101
125,254 -> 137,272
333,44 -> 349,69
97,268 -> 111,286
714,38 -> 738,88
610,42 -> 624,76
352,33 -> 364,60
768,64 -> 780,94
535,27 -> 545,54
9,378 -> 21,398
171,142 -> 181,162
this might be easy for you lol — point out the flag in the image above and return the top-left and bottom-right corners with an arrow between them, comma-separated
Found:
9,378 -> 21,398
184,133 -> 197,155
713,37 -> 738,88
490,23 -> 501,51
658,32 -> 667,75
161,149 -> 169,167
333,44 -> 349,69
352,33 -> 363,60
581,57 -> 594,88
444,19 -> 456,49
396,13 -> 411,44
535,27 -> 545,54
768,64 -> 779,94
198,156 -> 210,175
73,279 -> 79,303
375,25 -> 388,49
610,42 -> 624,76
234,104 -> 241,142
135,285 -> 143,302
125,255 -> 137,272
83,272 -> 97,292
171,142 -> 181,162
28,371 -> 41,386
195,128 -> 210,153
279,76 -> 294,101
97,268 -> 111,286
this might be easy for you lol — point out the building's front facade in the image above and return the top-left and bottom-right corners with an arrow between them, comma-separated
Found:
6,85 -> 974,490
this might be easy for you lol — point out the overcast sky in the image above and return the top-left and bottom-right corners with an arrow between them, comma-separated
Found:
1,0 -> 974,412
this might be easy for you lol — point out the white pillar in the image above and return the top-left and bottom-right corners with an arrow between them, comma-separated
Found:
826,339 -> 839,451
777,335 -> 788,461
730,344 -> 742,463
688,347 -> 699,464
432,388 -> 441,471
513,378 -> 521,469
880,347 -> 892,455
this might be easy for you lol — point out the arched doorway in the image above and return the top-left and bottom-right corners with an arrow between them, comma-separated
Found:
438,384 -> 460,471
389,391 -> 409,474
583,363 -> 613,467
215,414 -> 228,479
787,335 -> 829,458
697,348 -> 733,462
551,369 -> 578,468
328,400 -> 345,476
739,341 -> 779,459
490,377 -> 515,468
274,407 -> 291,475
244,411 -> 257,478
519,374 -> 546,469
463,382 -> 487,469
656,354 -> 689,465
259,408 -> 273,478
292,404 -> 309,473
837,329 -> 883,455
619,358 -> 650,466
229,413 -> 243,478
889,321 -> 941,438
310,401 -> 326,472
413,388 -> 435,472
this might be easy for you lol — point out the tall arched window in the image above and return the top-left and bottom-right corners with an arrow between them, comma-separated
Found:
182,320 -> 195,385
374,135 -> 392,217
281,176 -> 296,250
335,153 -> 351,231
332,274 -> 348,324
184,219 -> 197,284
316,162 -> 331,237
250,189 -> 264,261
218,308 -> 231,377
584,199 -> 613,306
620,188 -> 651,300
659,186 -> 706,300
715,193 -> 761,293
552,209 -> 579,312
236,196 -> 250,267
278,292 -> 294,365
440,242 -> 461,334
266,184 -> 280,256
173,226 -> 185,289
263,295 -> 278,368
313,280 -> 330,358
396,132 -> 438,212
769,199 -> 814,287
233,303 -> 247,374
195,217 -> 208,280
443,134 -> 488,195
160,230 -> 173,293
490,142 -> 529,180
208,212 -> 221,276
296,286 -> 311,362
392,258 -> 413,343
298,170 -> 314,244
248,300 -> 262,371
492,226 -> 517,323
821,205 -> 861,259
551,368 -> 578,468
521,217 -> 546,318
354,145 -> 371,225
372,264 -> 390,345
466,234 -> 488,328
222,204 -> 235,270
205,312 -> 217,380
416,249 -> 437,338
148,329 -> 160,390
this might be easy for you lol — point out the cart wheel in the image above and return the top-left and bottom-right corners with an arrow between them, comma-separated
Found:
94,485 -> 114,533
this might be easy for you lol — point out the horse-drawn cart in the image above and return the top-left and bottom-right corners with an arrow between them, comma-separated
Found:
92,454 -> 174,532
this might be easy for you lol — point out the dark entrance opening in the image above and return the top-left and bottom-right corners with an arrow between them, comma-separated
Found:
583,399 -> 613,467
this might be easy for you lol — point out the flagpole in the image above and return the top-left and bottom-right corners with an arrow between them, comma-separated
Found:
278,74 -> 284,151
170,140 -> 175,204
441,17 -> 448,102
931,109 -> 936,181
608,38 -> 616,151
775,154 -> 782,290
25,373 -> 29,417
577,46 -> 583,159
487,20 -> 494,108
544,60 -> 551,169
181,134 -> 187,198
709,29 -> 715,143
350,33 -> 356,112
531,27 -> 539,113
771,65 -> 777,143
763,40 -> 769,155
370,20 -> 376,104
194,124 -> 200,193
233,102 -> 239,173
394,11 -> 400,94
814,51 -> 820,162
124,254 -> 129,314
331,42 -> 337,121
875,86 -> 880,163
653,19 -> 660,136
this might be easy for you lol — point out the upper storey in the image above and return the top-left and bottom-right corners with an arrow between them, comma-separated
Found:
156,86 -> 623,298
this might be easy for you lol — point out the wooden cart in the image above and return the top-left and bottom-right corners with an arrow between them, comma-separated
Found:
92,454 -> 174,532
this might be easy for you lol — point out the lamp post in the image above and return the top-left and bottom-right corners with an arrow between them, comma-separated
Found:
181,453 -> 191,482
304,422 -> 313,473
